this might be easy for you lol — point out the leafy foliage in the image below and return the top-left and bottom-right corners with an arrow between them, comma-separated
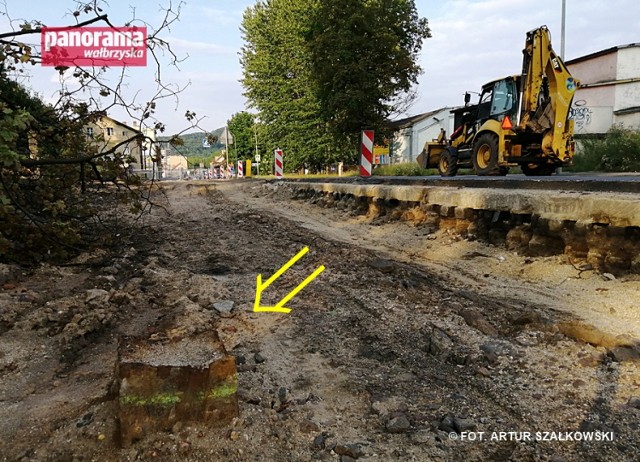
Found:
308,0 -> 431,146
240,0 -> 430,172
240,0 -> 337,172
572,126 -> 640,172
227,112 -> 257,162
0,79 -> 141,261
0,0 -> 188,263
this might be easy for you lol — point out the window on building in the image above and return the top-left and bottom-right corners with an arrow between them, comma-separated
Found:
122,131 -> 126,136
86,127 -> 94,136
106,127 -> 114,136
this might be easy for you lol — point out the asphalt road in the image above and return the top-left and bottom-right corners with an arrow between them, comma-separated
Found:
281,173 -> 640,193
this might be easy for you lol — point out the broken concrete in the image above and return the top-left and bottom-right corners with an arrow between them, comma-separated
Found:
289,182 -> 640,227
285,181 -> 640,274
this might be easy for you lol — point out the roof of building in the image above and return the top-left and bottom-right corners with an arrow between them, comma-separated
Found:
98,114 -> 142,133
565,43 -> 640,65
388,107 -> 452,130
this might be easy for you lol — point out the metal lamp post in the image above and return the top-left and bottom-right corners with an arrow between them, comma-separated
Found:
221,126 -> 234,178
561,0 -> 566,60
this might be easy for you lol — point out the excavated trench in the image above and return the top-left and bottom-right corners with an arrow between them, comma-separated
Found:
285,185 -> 640,275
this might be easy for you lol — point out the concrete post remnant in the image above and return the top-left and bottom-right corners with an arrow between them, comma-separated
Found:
117,331 -> 238,447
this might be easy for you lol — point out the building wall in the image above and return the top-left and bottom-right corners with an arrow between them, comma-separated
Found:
161,154 -> 188,179
140,126 -> 157,170
392,109 -> 454,164
570,51 -> 617,83
86,116 -> 142,166
568,53 -> 616,135
570,99 -> 614,134
568,46 -> 640,135
392,128 -> 412,163
614,47 -> 640,129
164,155 -> 187,170
617,46 -> 640,80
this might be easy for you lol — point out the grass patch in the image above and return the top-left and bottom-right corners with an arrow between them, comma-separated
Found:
372,163 -> 433,176
255,171 -> 358,179
571,126 -> 640,172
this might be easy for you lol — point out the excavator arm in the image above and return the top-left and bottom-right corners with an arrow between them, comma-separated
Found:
518,26 -> 578,161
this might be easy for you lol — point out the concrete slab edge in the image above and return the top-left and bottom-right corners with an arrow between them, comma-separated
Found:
290,182 -> 640,228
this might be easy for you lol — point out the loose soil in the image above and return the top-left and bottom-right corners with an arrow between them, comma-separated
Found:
1,180 -> 639,462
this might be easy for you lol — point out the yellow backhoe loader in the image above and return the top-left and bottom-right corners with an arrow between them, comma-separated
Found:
417,26 -> 579,176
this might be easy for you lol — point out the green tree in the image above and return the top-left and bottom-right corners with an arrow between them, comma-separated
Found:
0,78 -> 126,261
308,0 -> 431,146
573,126 -> 640,172
240,0 -> 430,170
240,0 -> 336,172
227,111 -> 257,162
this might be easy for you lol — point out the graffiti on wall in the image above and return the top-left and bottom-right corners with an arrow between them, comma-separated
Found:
569,100 -> 592,132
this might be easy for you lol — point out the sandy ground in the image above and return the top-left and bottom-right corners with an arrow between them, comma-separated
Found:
224,181 -> 640,341
0,180 -> 639,462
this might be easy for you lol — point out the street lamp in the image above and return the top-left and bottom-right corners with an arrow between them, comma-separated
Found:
561,0 -> 566,60
224,127 -> 229,177
221,126 -> 234,178
557,0 -> 567,176
254,124 -> 260,176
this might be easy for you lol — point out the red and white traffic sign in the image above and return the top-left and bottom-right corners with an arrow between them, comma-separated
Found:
360,130 -> 374,177
275,149 -> 284,178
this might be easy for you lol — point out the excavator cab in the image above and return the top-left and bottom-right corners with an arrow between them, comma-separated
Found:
450,104 -> 478,144
468,76 -> 522,175
476,77 -> 519,125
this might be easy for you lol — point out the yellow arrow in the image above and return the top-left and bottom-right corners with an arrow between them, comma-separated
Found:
253,246 -> 325,313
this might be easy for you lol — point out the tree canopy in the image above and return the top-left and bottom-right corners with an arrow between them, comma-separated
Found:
240,0 -> 430,171
240,0 -> 336,172
0,1 -> 189,262
227,111 -> 257,162
308,0 -> 431,140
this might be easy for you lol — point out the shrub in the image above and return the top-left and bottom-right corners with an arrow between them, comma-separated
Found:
0,79 -> 144,263
573,126 -> 640,172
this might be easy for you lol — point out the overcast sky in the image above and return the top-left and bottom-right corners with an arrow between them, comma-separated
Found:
3,0 -> 640,134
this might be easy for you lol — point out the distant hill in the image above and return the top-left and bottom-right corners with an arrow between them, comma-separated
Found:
158,128 -> 226,157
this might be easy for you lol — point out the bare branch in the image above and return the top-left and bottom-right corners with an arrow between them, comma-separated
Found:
0,14 -> 108,39
0,0 -> 208,262
19,135 -> 142,167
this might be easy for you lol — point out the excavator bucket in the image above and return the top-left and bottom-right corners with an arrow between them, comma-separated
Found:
416,150 -> 428,169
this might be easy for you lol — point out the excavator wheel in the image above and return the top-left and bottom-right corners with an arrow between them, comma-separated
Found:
438,148 -> 459,177
521,163 -> 556,176
472,133 -> 501,176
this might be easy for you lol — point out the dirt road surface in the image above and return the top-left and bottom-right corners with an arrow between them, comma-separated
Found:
1,180 -> 639,462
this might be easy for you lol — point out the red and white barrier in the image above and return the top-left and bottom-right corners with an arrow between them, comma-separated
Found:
237,160 -> 244,178
275,149 -> 284,178
360,130 -> 374,177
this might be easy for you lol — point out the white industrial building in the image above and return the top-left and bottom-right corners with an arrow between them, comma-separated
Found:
566,43 -> 640,135
388,107 -> 453,164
